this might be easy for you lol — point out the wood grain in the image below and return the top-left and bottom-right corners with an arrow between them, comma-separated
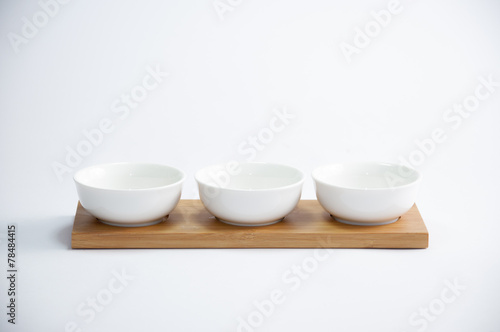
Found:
71,200 -> 428,249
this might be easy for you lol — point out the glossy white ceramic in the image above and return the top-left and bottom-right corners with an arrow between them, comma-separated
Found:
74,163 -> 185,227
195,162 -> 304,226
312,162 -> 422,226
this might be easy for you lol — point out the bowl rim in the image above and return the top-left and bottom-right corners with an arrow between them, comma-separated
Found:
73,162 -> 186,192
195,162 -> 305,192
312,161 -> 422,191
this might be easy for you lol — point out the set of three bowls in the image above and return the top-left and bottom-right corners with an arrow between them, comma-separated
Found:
74,162 -> 422,227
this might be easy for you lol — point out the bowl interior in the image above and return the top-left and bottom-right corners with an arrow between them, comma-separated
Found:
196,163 -> 304,190
313,162 -> 420,189
74,163 -> 184,190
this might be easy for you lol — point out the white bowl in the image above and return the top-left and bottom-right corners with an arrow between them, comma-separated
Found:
312,162 -> 422,226
74,162 -> 185,227
195,162 -> 304,226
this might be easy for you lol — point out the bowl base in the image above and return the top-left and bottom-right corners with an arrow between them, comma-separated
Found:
331,215 -> 399,226
216,217 -> 284,227
98,216 -> 168,227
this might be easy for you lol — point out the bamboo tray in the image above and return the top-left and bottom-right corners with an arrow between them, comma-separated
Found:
71,200 -> 428,249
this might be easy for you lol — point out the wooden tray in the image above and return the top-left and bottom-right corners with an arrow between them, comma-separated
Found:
71,200 -> 428,249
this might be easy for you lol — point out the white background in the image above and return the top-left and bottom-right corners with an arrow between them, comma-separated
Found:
1,0 -> 500,331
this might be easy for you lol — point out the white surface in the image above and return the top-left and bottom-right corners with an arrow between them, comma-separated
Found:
196,162 -> 304,225
313,162 -> 421,224
1,0 -> 500,331
74,162 -> 185,225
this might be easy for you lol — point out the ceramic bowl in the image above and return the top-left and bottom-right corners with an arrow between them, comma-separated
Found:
195,162 -> 304,226
312,162 -> 422,226
74,162 -> 185,227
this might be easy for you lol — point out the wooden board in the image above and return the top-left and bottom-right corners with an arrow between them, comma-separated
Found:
71,200 -> 428,249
